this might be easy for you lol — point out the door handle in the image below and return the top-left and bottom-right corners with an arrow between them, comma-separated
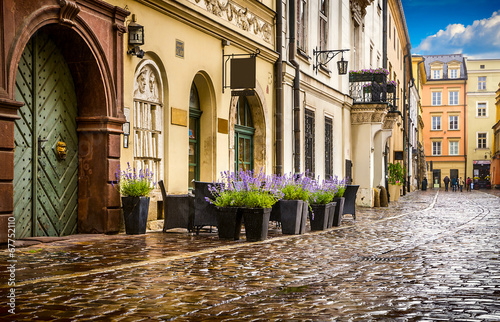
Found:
38,136 -> 48,156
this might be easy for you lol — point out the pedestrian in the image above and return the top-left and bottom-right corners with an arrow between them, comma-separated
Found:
451,177 -> 457,192
443,176 -> 450,191
466,177 -> 472,191
459,177 -> 464,192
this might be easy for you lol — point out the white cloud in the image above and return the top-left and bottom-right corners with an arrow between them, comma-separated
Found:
414,11 -> 500,58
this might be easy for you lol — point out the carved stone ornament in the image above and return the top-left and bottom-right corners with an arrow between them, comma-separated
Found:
59,0 -> 81,27
191,0 -> 272,44
350,0 -> 373,25
351,104 -> 388,125
134,65 -> 160,103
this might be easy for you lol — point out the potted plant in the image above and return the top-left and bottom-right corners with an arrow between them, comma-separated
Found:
387,80 -> 397,92
331,176 -> 347,227
308,180 -> 336,231
349,68 -> 389,82
114,163 -> 155,235
274,173 -> 312,235
388,162 -> 404,201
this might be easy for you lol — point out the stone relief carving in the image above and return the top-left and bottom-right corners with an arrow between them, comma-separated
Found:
350,0 -> 373,25
59,0 -> 80,27
192,0 -> 272,44
134,65 -> 160,103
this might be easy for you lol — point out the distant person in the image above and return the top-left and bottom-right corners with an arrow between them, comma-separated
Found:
459,177 -> 464,192
422,177 -> 428,191
451,177 -> 457,192
466,177 -> 472,191
443,176 -> 450,191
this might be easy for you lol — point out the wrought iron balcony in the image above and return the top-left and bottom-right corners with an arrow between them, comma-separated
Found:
349,73 -> 397,110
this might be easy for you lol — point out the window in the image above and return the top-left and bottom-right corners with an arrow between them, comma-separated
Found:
432,69 -> 441,79
431,116 -> 441,130
319,0 -> 328,63
297,0 -> 308,52
449,115 -> 459,130
189,83 -> 202,188
449,141 -> 459,155
477,133 -> 487,149
449,91 -> 459,105
449,69 -> 458,79
432,91 -> 442,106
478,76 -> 486,90
325,117 -> 333,178
235,96 -> 255,172
477,102 -> 487,117
480,64 -> 485,69
305,109 -> 315,177
432,141 -> 442,156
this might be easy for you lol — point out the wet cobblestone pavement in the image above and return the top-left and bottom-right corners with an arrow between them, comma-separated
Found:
1,189 -> 500,321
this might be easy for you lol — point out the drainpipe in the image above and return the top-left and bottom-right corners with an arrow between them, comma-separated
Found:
289,0 -> 301,174
382,0 -> 387,69
403,45 -> 413,195
416,59 -> 424,187
275,0 -> 283,175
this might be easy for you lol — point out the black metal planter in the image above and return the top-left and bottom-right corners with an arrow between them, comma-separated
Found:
309,203 -> 332,231
326,202 -> 337,228
279,200 -> 304,235
332,197 -> 345,226
122,196 -> 150,235
242,208 -> 271,242
215,207 -> 242,240
300,202 -> 309,234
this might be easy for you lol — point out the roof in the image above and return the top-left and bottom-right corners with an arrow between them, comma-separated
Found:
422,54 -> 467,80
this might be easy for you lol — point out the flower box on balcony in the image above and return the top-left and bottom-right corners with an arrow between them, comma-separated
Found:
349,68 -> 389,83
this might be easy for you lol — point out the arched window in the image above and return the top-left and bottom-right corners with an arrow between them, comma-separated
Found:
189,83 -> 202,189
235,96 -> 255,172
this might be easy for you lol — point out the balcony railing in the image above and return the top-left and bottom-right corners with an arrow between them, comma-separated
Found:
349,73 -> 397,110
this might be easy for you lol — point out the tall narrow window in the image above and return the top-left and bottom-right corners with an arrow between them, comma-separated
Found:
449,69 -> 458,78
432,141 -> 442,156
477,133 -> 487,149
305,109 -> 315,177
478,76 -> 486,90
431,116 -> 441,130
189,83 -> 202,189
297,0 -> 308,52
449,141 -> 459,155
319,0 -> 328,65
235,96 -> 255,172
432,69 -> 441,79
449,115 -> 459,130
325,117 -> 333,178
449,91 -> 459,105
432,91 -> 442,106
477,102 -> 487,117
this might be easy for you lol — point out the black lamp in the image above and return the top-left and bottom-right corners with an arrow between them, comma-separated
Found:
337,52 -> 349,75
313,48 -> 350,75
127,16 -> 145,58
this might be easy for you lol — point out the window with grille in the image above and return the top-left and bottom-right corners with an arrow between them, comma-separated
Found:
432,69 -> 441,79
477,102 -> 487,117
449,69 -> 458,79
305,109 -> 315,177
478,133 -> 487,149
449,141 -> 459,155
431,116 -> 441,130
432,141 -> 442,156
432,91 -> 441,105
449,115 -> 459,130
325,117 -> 333,178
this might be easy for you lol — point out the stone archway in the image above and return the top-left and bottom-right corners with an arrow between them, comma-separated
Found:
0,0 -> 128,240
229,83 -> 268,173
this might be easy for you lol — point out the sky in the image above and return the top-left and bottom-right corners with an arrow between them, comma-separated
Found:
400,0 -> 500,59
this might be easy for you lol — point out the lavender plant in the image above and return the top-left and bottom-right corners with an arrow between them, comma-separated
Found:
114,163 -> 155,197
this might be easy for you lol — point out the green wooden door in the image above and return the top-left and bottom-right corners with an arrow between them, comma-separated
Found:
14,32 -> 78,238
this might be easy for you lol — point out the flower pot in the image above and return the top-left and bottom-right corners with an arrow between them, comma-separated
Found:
122,196 -> 150,235
327,202 -> 337,228
215,207 -> 242,240
332,197 -> 345,227
309,203 -> 332,231
300,201 -> 309,234
388,184 -> 401,202
242,208 -> 271,242
279,200 -> 304,235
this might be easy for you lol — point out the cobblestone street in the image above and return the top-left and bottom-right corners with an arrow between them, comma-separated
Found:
1,189 -> 500,321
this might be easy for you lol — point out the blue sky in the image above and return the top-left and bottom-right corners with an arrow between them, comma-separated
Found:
400,0 -> 500,58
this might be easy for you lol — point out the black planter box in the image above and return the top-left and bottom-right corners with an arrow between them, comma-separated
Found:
122,196 -> 150,235
309,203 -> 332,231
332,197 -> 345,226
242,208 -> 271,242
326,202 -> 337,228
215,207 -> 242,240
279,200 -> 304,235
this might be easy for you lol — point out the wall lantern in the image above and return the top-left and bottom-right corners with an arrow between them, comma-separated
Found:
312,47 -> 349,75
127,15 -> 145,58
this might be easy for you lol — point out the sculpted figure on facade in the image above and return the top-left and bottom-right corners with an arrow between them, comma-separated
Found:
134,65 -> 160,103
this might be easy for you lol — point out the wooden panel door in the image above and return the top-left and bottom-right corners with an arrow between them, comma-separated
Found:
14,32 -> 78,238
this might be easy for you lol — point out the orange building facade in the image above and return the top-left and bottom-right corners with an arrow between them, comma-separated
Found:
421,55 -> 467,188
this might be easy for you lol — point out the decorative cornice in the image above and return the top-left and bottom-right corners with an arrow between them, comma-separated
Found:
59,0 -> 81,27
350,0 -> 373,25
189,0 -> 272,44
351,103 -> 401,130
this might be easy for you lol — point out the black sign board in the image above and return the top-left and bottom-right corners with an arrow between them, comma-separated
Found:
231,89 -> 255,96
230,57 -> 256,89
394,151 -> 404,160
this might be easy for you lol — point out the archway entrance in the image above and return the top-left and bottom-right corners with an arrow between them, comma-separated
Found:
14,30 -> 78,237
